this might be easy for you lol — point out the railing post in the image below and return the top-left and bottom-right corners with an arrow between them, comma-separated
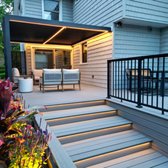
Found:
161,57 -> 165,115
107,60 -> 111,99
136,59 -> 142,108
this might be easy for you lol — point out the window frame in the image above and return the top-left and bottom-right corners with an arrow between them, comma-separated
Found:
43,0 -> 60,20
80,42 -> 88,64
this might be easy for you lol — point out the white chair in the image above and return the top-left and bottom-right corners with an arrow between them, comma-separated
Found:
32,69 -> 42,85
12,68 -> 23,84
40,69 -> 62,92
62,69 -> 81,90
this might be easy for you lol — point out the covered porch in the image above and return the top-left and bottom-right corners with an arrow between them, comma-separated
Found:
2,15 -> 112,88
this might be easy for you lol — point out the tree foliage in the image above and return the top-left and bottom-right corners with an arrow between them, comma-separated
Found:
0,0 -> 13,51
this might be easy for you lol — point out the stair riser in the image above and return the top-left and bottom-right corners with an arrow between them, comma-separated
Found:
75,142 -> 152,168
59,124 -> 132,144
47,111 -> 117,126
41,100 -> 106,112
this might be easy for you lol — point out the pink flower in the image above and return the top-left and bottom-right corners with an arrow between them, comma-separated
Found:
0,139 -> 4,147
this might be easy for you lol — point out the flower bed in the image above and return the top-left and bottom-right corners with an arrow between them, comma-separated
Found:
0,79 -> 50,168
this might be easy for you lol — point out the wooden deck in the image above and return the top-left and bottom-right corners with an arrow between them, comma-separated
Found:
21,84 -> 106,107
35,100 -> 168,168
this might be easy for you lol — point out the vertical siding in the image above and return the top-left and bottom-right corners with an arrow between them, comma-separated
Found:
24,0 -> 42,18
73,33 -> 113,88
62,0 -> 73,22
114,24 -> 160,58
161,28 -> 168,54
73,0 -> 123,26
25,45 -> 32,75
125,0 -> 168,24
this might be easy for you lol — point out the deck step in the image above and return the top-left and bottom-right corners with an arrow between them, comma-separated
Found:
63,130 -> 152,162
42,99 -> 106,112
45,105 -> 116,125
43,105 -> 116,120
51,116 -> 132,137
85,149 -> 168,168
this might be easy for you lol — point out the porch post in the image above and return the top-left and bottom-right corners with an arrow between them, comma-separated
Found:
2,16 -> 12,79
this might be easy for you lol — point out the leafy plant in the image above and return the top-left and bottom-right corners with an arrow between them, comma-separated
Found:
0,79 -> 50,167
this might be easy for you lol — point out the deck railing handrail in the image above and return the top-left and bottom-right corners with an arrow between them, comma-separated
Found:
108,53 -> 168,62
107,54 -> 168,115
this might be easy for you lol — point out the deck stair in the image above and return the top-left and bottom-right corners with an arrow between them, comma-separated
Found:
41,100 -> 168,168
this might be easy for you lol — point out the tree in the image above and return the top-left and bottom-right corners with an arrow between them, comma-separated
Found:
0,0 -> 13,69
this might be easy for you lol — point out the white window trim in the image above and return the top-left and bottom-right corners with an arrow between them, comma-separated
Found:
42,0 -> 44,19
21,0 -> 25,16
59,0 -> 63,21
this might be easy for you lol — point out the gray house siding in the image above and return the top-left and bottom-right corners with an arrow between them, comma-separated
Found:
73,33 -> 113,88
24,0 -> 42,18
73,0 -> 124,26
125,0 -> 168,25
113,24 -> 161,58
62,0 -> 73,22
161,28 -> 168,54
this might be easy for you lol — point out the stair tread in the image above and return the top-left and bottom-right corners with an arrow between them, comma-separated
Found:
63,130 -> 151,161
51,116 -> 131,137
87,149 -> 168,168
42,105 -> 116,120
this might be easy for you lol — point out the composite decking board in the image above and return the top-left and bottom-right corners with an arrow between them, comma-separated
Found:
153,161 -> 168,168
63,130 -> 142,149
35,114 -> 77,168
43,105 -> 116,120
87,149 -> 167,168
129,156 -> 168,168
64,131 -> 148,155
63,131 -> 151,155
70,137 -> 151,161
51,116 -> 131,137
86,149 -> 157,168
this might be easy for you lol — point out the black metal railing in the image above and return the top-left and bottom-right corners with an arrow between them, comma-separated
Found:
107,54 -> 168,114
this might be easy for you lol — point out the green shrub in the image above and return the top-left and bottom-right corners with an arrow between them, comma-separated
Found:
0,67 -> 5,79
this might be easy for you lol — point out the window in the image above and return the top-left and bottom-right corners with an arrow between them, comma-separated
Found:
35,50 -> 53,69
44,0 -> 59,20
55,50 -> 71,69
81,42 -> 87,63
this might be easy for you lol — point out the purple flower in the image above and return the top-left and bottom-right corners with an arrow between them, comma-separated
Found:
0,79 -> 13,119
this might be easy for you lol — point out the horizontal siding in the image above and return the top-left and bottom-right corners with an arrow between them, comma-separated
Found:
73,0 -> 123,26
125,0 -> 168,24
161,28 -> 168,54
62,0 -> 73,22
107,101 -> 168,156
73,33 -> 113,88
25,46 -> 32,75
24,0 -> 42,18
114,24 -> 160,58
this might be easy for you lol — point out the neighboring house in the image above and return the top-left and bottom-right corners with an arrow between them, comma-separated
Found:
13,0 -> 168,88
